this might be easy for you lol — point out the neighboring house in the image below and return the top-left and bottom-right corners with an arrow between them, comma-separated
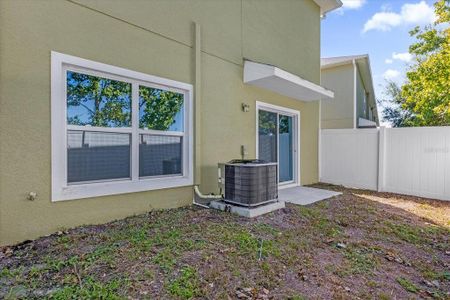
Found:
0,0 -> 341,245
320,55 -> 379,129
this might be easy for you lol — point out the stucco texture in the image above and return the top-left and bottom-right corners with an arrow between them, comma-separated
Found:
0,0 -> 321,245
321,63 -> 355,129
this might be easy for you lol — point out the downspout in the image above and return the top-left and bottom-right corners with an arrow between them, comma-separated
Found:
192,22 -> 221,208
318,63 -> 322,182
194,22 -> 202,186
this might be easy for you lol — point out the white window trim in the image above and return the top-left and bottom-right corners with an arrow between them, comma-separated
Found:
51,51 -> 193,201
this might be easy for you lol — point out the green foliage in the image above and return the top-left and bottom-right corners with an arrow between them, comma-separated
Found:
381,221 -> 445,245
139,86 -> 184,130
297,206 -> 341,237
67,71 -> 184,130
259,111 -> 291,134
379,81 -> 416,127
289,295 -> 307,300
152,250 -> 178,272
258,110 -> 277,134
127,227 -> 153,252
396,277 -> 419,293
0,267 -> 24,280
382,0 -> 450,127
67,71 -> 131,127
49,276 -> 125,299
383,222 -> 423,244
168,266 -> 202,299
341,246 -> 378,275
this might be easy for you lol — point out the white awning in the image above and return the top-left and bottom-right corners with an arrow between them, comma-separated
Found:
243,61 -> 334,101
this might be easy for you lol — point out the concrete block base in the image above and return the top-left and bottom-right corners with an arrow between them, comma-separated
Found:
209,200 -> 285,218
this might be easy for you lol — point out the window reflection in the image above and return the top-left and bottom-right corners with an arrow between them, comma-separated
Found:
139,86 -> 184,131
66,71 -> 131,127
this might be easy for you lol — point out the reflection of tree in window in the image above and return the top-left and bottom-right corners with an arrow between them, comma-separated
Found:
139,86 -> 184,131
279,115 -> 291,134
66,71 -> 131,127
259,110 -> 277,135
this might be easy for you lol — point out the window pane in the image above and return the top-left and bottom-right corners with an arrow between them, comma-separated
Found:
67,130 -> 131,183
67,71 -> 131,127
258,110 -> 277,163
139,86 -> 184,131
139,134 -> 182,177
279,115 -> 293,182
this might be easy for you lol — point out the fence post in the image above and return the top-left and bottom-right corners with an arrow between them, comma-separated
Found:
377,126 -> 386,192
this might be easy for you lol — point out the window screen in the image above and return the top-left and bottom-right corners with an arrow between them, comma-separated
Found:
139,134 -> 182,177
67,131 -> 131,183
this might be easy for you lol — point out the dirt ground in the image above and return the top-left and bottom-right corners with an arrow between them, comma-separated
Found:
1,184 -> 449,299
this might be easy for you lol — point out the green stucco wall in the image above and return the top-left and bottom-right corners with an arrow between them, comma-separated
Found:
0,0 -> 321,245
320,64 -> 355,129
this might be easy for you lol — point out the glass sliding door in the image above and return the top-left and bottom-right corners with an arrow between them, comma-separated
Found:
258,110 -> 277,163
278,115 -> 293,183
258,106 -> 297,185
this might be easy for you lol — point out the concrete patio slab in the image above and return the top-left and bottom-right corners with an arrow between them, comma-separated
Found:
279,186 -> 341,205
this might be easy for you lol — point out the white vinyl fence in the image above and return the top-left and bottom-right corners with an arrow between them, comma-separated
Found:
320,127 -> 450,201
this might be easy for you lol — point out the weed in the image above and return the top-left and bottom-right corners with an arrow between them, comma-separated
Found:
0,267 -> 22,279
152,250 -> 177,272
46,255 -> 80,272
128,227 -> 152,252
5,285 -> 28,299
297,206 -> 321,219
254,223 -> 280,236
383,222 -> 447,245
340,246 -> 377,275
168,266 -> 202,299
260,261 -> 271,273
378,292 -> 391,300
396,277 -> 419,293
56,235 -> 72,249
297,206 -> 342,237
50,276 -> 126,299
85,244 -> 117,267
289,294 -> 307,300
367,280 -> 378,288
383,222 -> 422,244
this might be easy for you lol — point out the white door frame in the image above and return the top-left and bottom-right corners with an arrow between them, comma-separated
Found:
255,101 -> 300,188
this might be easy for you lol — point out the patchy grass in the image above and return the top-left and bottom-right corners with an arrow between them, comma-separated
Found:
340,245 -> 378,275
168,266 -> 202,299
1,184 -> 449,299
397,277 -> 419,293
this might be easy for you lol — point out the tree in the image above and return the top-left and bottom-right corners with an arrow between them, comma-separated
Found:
67,71 -> 183,130
67,71 -> 131,127
258,111 -> 292,135
139,86 -> 184,131
379,81 -> 416,127
400,0 -> 450,126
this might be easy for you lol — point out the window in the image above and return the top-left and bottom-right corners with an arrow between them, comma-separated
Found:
51,52 -> 193,201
